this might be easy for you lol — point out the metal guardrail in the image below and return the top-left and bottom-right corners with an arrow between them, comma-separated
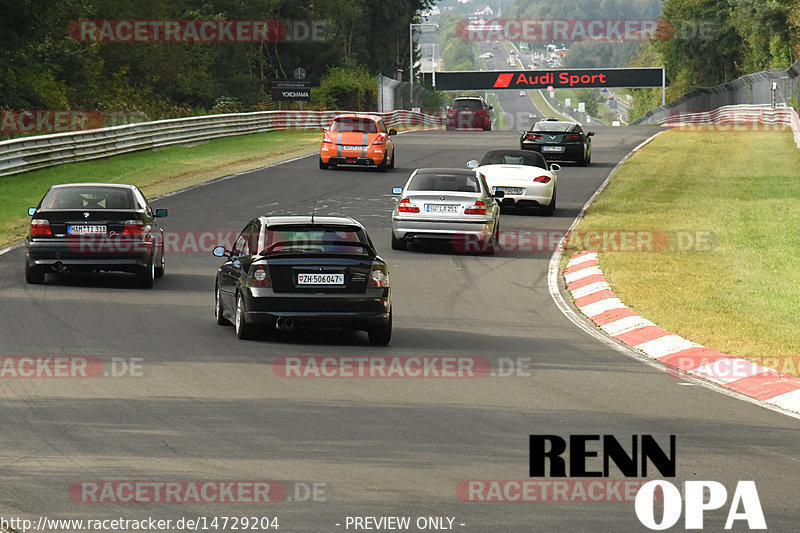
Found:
0,110 -> 442,177
652,104 -> 800,148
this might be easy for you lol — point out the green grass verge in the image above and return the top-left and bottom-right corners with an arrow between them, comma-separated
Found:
570,128 -> 800,376
530,89 -> 571,121
0,129 -> 321,248
488,93 -> 508,129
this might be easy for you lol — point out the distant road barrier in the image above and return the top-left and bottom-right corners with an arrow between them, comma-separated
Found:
0,110 -> 442,177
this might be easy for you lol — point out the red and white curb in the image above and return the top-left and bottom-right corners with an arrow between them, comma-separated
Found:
564,250 -> 800,414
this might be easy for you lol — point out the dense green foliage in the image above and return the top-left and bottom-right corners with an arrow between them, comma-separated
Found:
0,0 -> 433,121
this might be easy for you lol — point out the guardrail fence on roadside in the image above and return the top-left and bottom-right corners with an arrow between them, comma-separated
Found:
654,104 -> 800,148
0,110 -> 442,178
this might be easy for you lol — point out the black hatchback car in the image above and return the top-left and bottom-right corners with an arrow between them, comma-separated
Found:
213,215 -> 392,344
519,119 -> 594,165
24,183 -> 167,287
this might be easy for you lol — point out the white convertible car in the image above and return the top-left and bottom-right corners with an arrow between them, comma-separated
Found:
467,149 -> 560,216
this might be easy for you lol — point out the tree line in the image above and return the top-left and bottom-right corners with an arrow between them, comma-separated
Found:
0,0 -> 433,126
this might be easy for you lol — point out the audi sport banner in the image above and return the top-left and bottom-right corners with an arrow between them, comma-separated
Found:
426,68 -> 664,91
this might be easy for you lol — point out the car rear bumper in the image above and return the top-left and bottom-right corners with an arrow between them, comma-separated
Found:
521,144 -> 584,161
324,156 -> 379,166
391,218 -> 495,242
243,289 -> 391,328
25,238 -> 154,271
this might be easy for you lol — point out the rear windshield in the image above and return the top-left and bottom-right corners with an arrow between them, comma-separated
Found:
40,187 -> 135,210
451,99 -> 484,111
330,118 -> 378,133
262,225 -> 371,254
532,122 -> 574,132
480,152 -> 547,168
408,172 -> 483,193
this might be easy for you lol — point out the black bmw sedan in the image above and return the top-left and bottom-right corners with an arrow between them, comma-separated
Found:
213,215 -> 392,344
24,183 -> 167,287
519,118 -> 594,166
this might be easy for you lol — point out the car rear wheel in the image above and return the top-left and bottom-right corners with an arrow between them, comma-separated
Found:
388,148 -> 395,169
24,259 -> 45,284
377,153 -> 388,172
391,233 -> 407,250
215,283 -> 231,326
234,292 -> 255,340
579,151 -> 590,166
368,310 -> 392,346
542,190 -> 556,216
154,249 -> 165,278
319,156 -> 329,170
136,256 -> 155,288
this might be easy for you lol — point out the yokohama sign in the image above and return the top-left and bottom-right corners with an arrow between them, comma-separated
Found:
427,68 -> 664,91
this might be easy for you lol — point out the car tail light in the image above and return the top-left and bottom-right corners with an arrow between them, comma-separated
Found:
369,262 -> 389,288
30,219 -> 51,236
533,175 -> 552,183
525,133 -> 543,140
248,264 -> 271,287
564,134 -> 581,141
323,132 -> 332,143
123,220 -> 146,237
371,133 -> 387,146
464,200 -> 487,215
397,198 -> 420,213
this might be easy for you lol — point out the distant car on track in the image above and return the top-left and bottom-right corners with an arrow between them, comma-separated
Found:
519,90 -> 527,96
24,183 -> 167,287
467,150 -> 560,216
519,119 -> 594,166
445,97 -> 493,131
319,114 -> 396,171
390,168 -> 503,252
213,215 -> 392,344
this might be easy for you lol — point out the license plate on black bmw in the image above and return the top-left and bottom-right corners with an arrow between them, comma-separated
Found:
297,273 -> 344,285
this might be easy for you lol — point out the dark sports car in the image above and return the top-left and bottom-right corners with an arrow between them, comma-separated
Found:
519,118 -> 594,166
24,183 -> 167,287
213,215 -> 392,344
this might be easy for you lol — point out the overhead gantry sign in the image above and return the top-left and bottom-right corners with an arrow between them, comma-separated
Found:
424,68 -> 665,91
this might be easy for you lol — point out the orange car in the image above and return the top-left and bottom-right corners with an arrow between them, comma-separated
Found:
319,114 -> 397,171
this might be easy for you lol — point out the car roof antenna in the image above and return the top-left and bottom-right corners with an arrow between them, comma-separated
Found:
311,201 -> 317,225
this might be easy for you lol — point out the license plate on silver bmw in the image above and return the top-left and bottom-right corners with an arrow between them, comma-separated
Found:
426,204 -> 459,213
297,273 -> 344,285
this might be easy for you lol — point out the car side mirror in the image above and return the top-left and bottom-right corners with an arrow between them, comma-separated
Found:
212,246 -> 229,258
488,105 -> 494,110
587,132 -> 595,137
445,105 -> 451,111
28,207 -> 36,216
492,190 -> 505,198
388,129 -> 397,136
517,130 -> 526,135
550,163 -> 561,172
466,160 -> 478,169
155,208 -> 168,218
392,187 -> 403,195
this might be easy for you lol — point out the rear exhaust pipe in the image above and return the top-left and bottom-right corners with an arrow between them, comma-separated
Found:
52,261 -> 65,272
275,317 -> 285,330
284,318 -> 294,331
